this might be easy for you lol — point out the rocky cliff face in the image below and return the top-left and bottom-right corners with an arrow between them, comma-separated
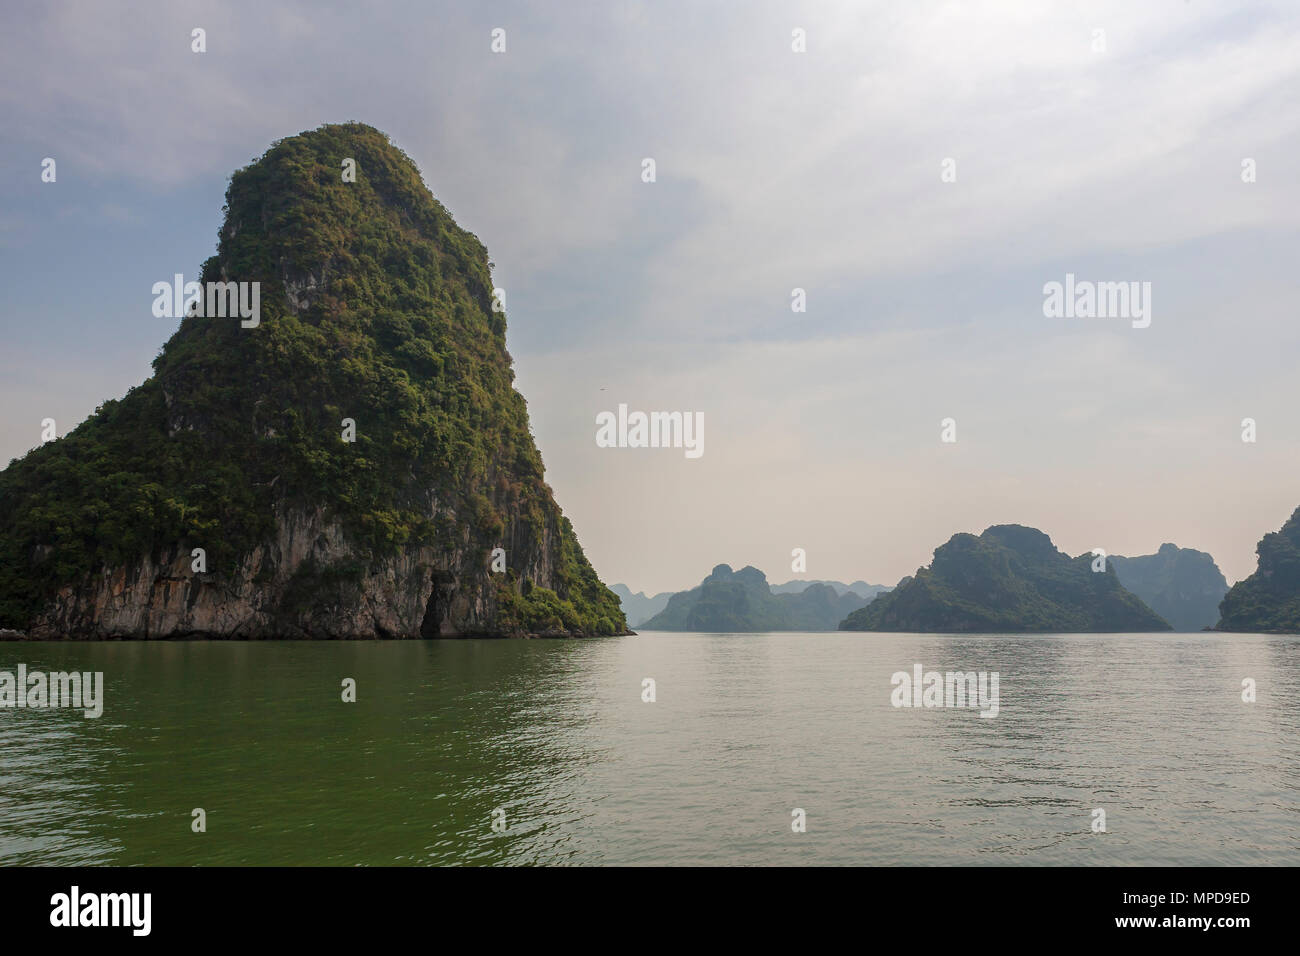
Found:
27,500 -> 567,639
0,123 -> 626,639
839,525 -> 1172,632
1216,506 -> 1300,633
1109,543 -> 1228,632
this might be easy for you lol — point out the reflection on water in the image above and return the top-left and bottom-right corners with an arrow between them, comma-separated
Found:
0,633 -> 1296,865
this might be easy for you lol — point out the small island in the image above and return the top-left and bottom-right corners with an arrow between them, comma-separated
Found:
839,524 -> 1172,633
640,564 -> 881,631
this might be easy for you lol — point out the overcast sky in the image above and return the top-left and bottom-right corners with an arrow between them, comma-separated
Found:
2,0 -> 1298,592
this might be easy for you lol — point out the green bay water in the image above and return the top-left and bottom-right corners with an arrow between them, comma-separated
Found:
1,632 -> 1297,866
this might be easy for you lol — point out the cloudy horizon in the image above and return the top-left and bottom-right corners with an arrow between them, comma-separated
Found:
3,0 -> 1298,593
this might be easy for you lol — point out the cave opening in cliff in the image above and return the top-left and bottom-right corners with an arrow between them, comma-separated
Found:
421,570 -> 455,638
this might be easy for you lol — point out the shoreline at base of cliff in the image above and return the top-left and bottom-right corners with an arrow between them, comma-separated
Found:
0,628 -> 635,641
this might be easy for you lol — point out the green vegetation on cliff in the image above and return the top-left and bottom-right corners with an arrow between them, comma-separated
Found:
839,525 -> 1172,632
0,122 -> 624,637
1216,506 -> 1300,633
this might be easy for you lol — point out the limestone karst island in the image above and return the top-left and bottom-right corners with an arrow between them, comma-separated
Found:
0,124 -> 627,640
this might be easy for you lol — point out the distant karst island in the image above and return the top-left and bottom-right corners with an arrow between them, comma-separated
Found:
621,518 -> 1294,635
625,565 -> 890,632
1109,544 -> 1228,632
842,525 -> 1175,633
